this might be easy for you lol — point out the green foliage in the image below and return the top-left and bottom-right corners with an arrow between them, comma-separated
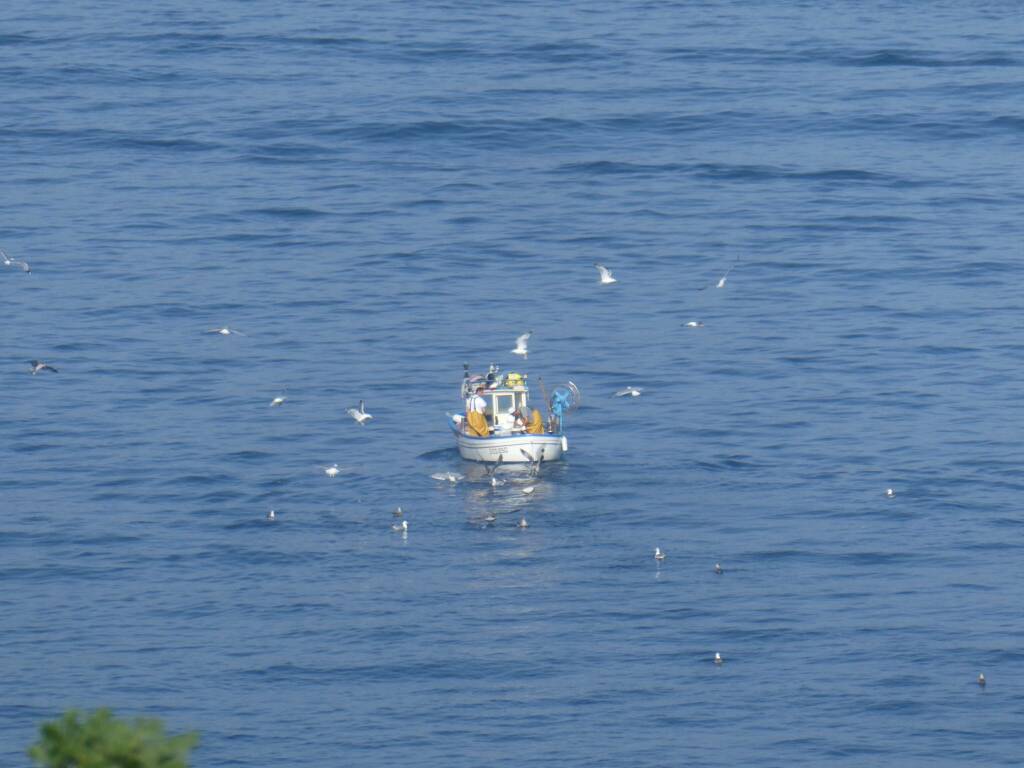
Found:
28,709 -> 198,768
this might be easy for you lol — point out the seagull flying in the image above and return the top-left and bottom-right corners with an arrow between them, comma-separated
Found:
431,471 -> 464,484
654,547 -> 666,562
696,257 -> 739,291
485,455 -> 505,487
1,249 -> 30,273
511,331 -> 532,359
322,464 -> 340,478
594,263 -> 617,284
715,258 -> 739,288
29,360 -> 58,375
615,386 -> 643,397
519,448 -> 543,477
347,400 -> 373,424
206,326 -> 246,336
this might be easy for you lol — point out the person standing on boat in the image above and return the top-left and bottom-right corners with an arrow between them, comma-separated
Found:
465,386 -> 490,437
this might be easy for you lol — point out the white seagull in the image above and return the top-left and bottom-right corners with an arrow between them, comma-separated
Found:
431,471 -> 464,484
594,263 -> 617,284
393,506 -> 403,518
715,258 -> 739,288
347,400 -> 373,424
697,257 -> 739,291
391,519 -> 408,533
615,386 -> 643,397
978,673 -> 986,688
29,360 -> 58,375
714,652 -> 724,666
885,488 -> 896,498
270,395 -> 287,407
522,485 -> 536,495
485,456 -> 505,487
518,516 -> 529,529
654,547 -> 666,562
207,326 -> 246,336
685,321 -> 704,328
322,464 -> 340,478
266,509 -> 276,521
511,331 -> 532,359
1,249 -> 30,273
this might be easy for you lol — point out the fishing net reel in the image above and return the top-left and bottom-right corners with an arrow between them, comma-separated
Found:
549,381 -> 581,421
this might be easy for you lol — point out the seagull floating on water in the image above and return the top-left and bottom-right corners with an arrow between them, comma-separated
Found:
654,547 -> 666,562
685,321 -> 704,328
266,509 -> 276,521
518,516 -> 529,529
885,488 -> 896,498
714,562 -> 723,575
431,471 -> 464,484
270,395 -> 287,407
511,331 -> 532,359
1,249 -> 30,273
393,506 -> 403,518
714,652 -> 724,666
615,386 -> 643,397
594,263 -> 617,285
978,673 -> 986,688
391,519 -> 408,533
29,360 -> 58,375
522,485 -> 536,495
347,400 -> 373,424
207,326 -> 246,336
322,464 -> 340,478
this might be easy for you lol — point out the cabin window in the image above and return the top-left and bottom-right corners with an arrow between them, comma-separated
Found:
494,394 -> 515,416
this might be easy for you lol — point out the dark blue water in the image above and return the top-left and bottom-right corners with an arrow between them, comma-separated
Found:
3,1 -> 1022,764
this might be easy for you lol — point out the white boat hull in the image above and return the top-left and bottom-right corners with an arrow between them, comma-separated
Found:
450,421 -> 566,463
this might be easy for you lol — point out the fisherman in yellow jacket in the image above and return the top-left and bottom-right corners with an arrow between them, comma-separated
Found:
465,385 -> 490,437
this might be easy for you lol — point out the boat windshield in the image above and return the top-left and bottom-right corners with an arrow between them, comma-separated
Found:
494,393 -> 516,416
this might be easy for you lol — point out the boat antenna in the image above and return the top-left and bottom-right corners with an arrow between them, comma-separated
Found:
537,376 -> 552,426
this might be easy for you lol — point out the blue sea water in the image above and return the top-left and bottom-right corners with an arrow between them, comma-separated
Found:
2,1 -> 1023,764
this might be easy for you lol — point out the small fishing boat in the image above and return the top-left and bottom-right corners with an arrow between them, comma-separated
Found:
449,364 -> 579,463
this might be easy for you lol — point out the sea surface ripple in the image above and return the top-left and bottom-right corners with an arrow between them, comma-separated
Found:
2,1 -> 1022,765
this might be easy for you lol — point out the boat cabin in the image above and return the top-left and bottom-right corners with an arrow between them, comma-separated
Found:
460,368 -> 543,436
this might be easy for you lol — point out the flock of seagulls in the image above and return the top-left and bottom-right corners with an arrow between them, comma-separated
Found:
14,249 -> 982,683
